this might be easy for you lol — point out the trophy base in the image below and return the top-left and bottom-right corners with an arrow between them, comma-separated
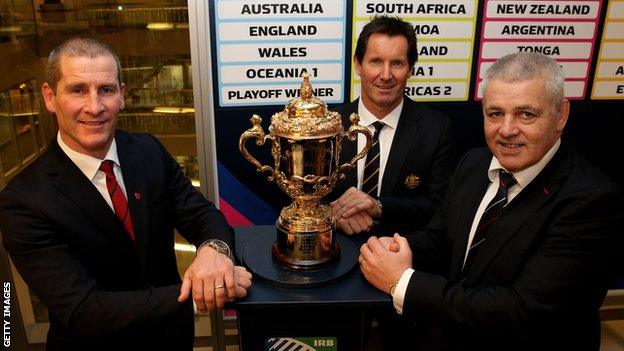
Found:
272,242 -> 340,271
240,228 -> 358,288
272,223 -> 340,270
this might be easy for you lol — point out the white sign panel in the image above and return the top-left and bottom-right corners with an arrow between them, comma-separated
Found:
215,0 -> 347,106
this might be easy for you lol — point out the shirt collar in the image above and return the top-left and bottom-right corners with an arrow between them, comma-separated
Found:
357,98 -> 403,130
488,138 -> 561,188
57,132 -> 120,181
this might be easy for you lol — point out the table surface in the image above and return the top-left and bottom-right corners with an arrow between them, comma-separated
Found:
233,225 -> 391,308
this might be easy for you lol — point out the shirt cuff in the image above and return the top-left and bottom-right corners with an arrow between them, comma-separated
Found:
392,268 -> 415,315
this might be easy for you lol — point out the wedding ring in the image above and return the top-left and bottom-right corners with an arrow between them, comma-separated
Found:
215,284 -> 224,289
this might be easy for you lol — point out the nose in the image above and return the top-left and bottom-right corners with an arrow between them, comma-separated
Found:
498,115 -> 519,137
84,91 -> 105,116
379,63 -> 392,80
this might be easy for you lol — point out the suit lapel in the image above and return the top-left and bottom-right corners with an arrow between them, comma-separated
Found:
116,131 -> 149,274
381,98 -> 422,195
46,141 -> 137,256
448,156 -> 492,281
465,147 -> 572,281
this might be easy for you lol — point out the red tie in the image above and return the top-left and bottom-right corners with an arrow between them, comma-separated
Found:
99,160 -> 136,241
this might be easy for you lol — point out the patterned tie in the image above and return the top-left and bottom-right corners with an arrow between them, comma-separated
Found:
361,121 -> 385,196
99,160 -> 135,241
462,170 -> 516,275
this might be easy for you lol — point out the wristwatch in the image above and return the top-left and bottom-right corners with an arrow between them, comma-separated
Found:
197,239 -> 231,258
375,198 -> 383,218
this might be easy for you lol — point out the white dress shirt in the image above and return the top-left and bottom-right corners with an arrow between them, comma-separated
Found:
57,132 -> 128,211
356,99 -> 403,197
391,139 -> 562,315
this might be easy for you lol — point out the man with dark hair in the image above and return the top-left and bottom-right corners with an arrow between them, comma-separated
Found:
329,16 -> 454,351
359,52 -> 623,350
330,16 -> 455,237
0,37 -> 252,350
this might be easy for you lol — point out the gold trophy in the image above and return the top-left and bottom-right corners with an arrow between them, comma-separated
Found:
239,74 -> 373,270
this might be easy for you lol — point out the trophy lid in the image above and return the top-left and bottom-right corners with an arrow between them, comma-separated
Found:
271,73 -> 342,139
285,73 -> 327,118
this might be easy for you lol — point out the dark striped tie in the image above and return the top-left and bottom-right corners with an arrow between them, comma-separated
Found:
462,170 -> 516,275
99,160 -> 136,241
361,121 -> 385,196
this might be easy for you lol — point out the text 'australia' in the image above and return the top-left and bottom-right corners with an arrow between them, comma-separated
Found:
241,3 -> 323,15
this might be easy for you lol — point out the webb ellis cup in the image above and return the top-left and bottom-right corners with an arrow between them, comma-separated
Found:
239,74 -> 373,270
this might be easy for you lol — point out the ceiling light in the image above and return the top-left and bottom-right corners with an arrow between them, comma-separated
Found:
147,23 -> 174,30
0,26 -> 21,33
153,107 -> 195,114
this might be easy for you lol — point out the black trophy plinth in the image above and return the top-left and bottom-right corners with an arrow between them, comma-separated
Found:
233,225 -> 391,351
241,227 -> 358,287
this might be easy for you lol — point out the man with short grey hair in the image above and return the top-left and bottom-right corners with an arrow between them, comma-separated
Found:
358,52 -> 623,350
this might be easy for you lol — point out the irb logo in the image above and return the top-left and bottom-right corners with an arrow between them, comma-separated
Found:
313,338 -> 335,347
266,336 -> 337,351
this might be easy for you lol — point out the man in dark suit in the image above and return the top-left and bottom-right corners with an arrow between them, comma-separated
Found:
0,37 -> 251,350
359,52 -> 623,350
330,16 -> 455,236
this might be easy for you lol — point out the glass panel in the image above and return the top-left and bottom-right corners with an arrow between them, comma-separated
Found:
0,91 -> 20,175
11,82 -> 38,162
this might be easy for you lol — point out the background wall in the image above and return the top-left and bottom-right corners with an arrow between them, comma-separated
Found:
207,0 -> 624,226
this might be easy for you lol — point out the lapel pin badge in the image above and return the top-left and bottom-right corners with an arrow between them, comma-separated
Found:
542,187 -> 550,195
134,192 -> 142,200
404,174 -> 421,189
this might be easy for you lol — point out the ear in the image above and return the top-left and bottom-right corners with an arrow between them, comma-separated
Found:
41,82 -> 57,114
353,55 -> 362,77
119,82 -> 126,110
556,98 -> 570,133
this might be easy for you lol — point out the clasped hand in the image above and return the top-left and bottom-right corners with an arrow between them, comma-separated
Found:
331,187 -> 381,235
178,246 -> 252,312
359,234 -> 412,294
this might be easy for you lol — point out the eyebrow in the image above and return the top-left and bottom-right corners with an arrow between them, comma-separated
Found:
63,82 -> 84,90
483,103 -> 501,110
63,82 -> 118,90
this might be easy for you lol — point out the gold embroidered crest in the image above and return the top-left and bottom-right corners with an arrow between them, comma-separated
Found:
404,174 -> 421,189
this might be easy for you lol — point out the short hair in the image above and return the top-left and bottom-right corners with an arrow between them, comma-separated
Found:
46,37 -> 123,92
482,52 -> 565,113
354,15 -> 418,68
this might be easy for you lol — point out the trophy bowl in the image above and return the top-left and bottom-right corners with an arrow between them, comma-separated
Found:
239,74 -> 372,270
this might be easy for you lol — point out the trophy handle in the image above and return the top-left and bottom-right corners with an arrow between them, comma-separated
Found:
239,114 -> 276,181
337,113 -> 373,175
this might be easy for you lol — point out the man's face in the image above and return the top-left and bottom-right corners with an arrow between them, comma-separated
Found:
355,33 -> 411,118
42,54 -> 124,159
482,77 -> 569,172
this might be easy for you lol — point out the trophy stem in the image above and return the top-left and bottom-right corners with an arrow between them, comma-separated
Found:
273,199 -> 340,270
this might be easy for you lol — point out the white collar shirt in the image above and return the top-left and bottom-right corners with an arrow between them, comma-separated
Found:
356,98 -> 403,197
57,132 -> 127,211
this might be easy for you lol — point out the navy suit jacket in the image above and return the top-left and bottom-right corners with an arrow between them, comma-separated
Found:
403,146 -> 623,350
331,97 -> 455,235
0,130 -> 233,350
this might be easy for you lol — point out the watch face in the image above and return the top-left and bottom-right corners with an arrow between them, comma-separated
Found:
208,240 -> 230,257
211,242 -> 226,252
